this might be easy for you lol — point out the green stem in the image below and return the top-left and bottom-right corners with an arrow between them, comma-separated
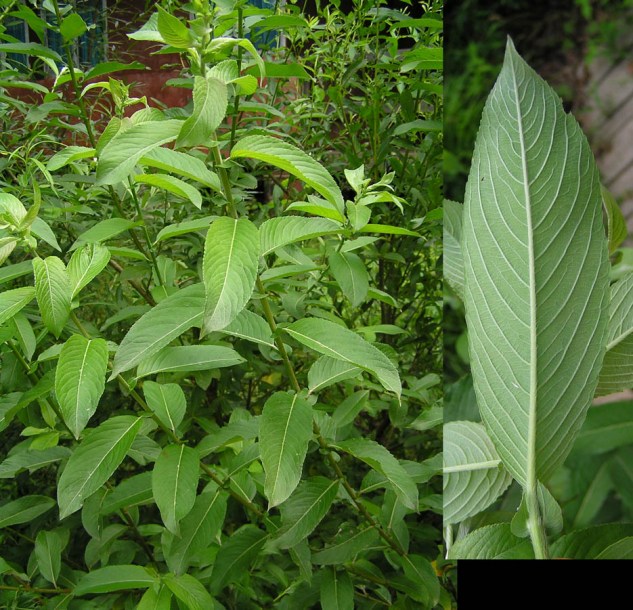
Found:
526,485 -> 550,559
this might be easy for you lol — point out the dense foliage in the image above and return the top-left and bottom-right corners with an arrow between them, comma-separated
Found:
0,0 -> 447,607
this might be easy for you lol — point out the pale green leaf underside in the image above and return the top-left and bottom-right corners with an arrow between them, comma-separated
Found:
463,40 -> 609,485
135,173 -> 202,209
222,309 -> 276,348
110,283 -> 205,378
67,244 -> 111,298
596,273 -> 633,395
443,199 -> 464,298
203,217 -> 260,333
443,421 -> 512,524
55,334 -> 109,439
176,76 -> 227,148
308,356 -> 362,394
285,318 -> 401,397
57,416 -> 142,518
259,391 -> 313,508
231,135 -> 344,214
259,216 -> 341,256
140,147 -> 220,191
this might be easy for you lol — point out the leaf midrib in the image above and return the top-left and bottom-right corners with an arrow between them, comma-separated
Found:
269,394 -> 299,502
510,49 -> 539,488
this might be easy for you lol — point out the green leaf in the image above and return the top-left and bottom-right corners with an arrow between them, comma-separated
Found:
572,402 -> 633,455
308,356 -> 362,394
443,421 -> 512,524
320,568 -> 353,610
84,61 -> 147,81
462,39 -> 610,487
155,216 -> 216,243
0,495 -> 56,528
312,527 -> 379,565
35,529 -> 64,586
33,256 -> 71,338
602,185 -> 627,254
143,381 -> 186,433
210,525 -> 267,593
152,444 -> 199,534
97,119 -> 182,185
285,318 -> 401,397
176,76 -> 227,148
67,243 -> 111,298
166,487 -> 227,574
329,251 -> 369,307
597,273 -> 633,395
448,524 -> 534,559
31,217 -> 61,251
596,537 -> 633,559
272,477 -> 339,549
0,446 -> 70,478
138,585 -> 173,610
110,283 -> 205,378
140,147 -> 220,190
568,457 -> 612,528
231,135 -> 344,215
259,391 -> 314,507
0,260 -> 33,286
202,217 -> 260,333
550,524 -> 633,558
102,472 -> 153,514
334,439 -> 417,510
0,42 -> 61,63
0,287 -> 35,326
331,391 -> 369,428
358,223 -> 419,237
156,6 -> 193,49
222,309 -> 276,348
47,146 -> 95,172
60,13 -> 87,41
400,554 -> 440,607
511,482 -> 563,536
72,218 -> 141,249
163,573 -> 215,610
259,217 -> 341,256
55,335 -> 109,439
135,174 -> 202,209
74,565 -> 156,595
136,345 -> 244,378
57,416 -> 142,518
444,199 -> 464,298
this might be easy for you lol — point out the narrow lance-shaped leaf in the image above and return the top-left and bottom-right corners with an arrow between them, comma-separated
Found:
320,568 -> 354,610
231,135 -> 345,216
136,345 -> 244,378
96,119 -> 182,185
462,39 -> 610,486
0,287 -> 35,326
33,256 -> 72,337
334,438 -> 417,510
285,318 -> 401,397
443,421 -> 512,524
34,530 -> 64,586
163,573 -> 215,610
55,334 -> 109,439
110,283 -> 204,378
596,273 -> 633,396
259,216 -> 342,255
272,476 -> 340,549
152,444 -> 199,535
74,565 -> 156,595
209,525 -> 267,594
176,76 -> 227,148
259,391 -> 313,508
57,416 -> 142,518
202,217 -> 260,333
0,496 -> 56,528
